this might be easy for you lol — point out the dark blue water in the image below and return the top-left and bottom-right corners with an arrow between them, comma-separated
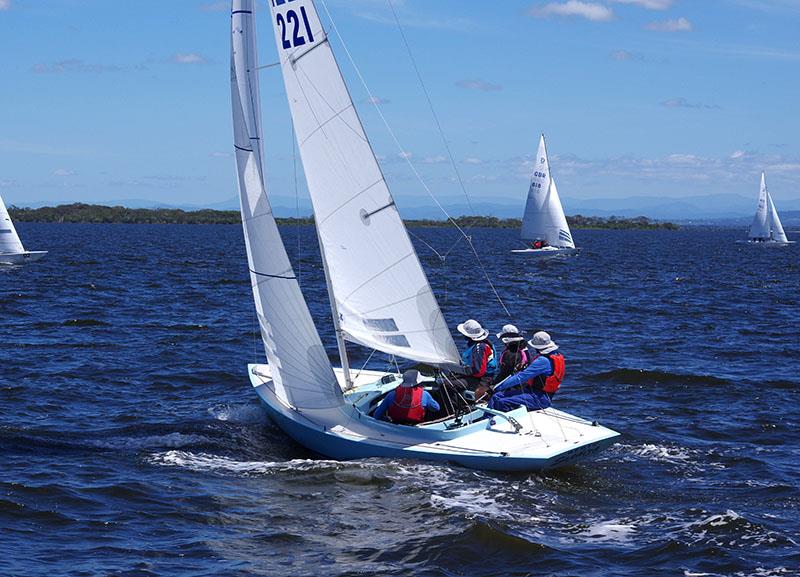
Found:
2,223 -> 798,577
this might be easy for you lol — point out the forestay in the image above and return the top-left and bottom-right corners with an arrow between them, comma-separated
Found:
749,173 -> 770,240
0,194 -> 25,255
521,135 -> 575,249
265,0 -> 460,367
231,0 -> 341,410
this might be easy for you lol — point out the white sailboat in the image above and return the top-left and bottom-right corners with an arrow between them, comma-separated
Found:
0,194 -> 47,265
512,135 -> 579,256
738,172 -> 793,246
231,0 -> 618,471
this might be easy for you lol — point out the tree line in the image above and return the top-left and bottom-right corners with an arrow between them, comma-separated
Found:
9,203 -> 679,230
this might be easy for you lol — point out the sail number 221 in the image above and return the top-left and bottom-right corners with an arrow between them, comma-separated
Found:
272,0 -> 315,50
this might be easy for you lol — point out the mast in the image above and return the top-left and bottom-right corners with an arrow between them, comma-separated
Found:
315,220 -> 353,389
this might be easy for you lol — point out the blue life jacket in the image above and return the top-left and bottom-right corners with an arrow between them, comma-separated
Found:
461,340 -> 498,377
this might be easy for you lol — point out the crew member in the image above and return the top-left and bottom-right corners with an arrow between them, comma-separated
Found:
456,319 -> 497,390
373,369 -> 440,425
493,324 -> 531,385
488,331 -> 564,412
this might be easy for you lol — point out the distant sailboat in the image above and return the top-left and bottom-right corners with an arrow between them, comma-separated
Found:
230,0 -> 618,471
513,135 -> 579,256
739,172 -> 793,246
0,194 -> 47,265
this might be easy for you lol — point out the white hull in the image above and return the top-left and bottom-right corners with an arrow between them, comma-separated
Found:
736,240 -> 794,246
249,363 -> 619,472
512,246 -> 580,257
0,251 -> 47,265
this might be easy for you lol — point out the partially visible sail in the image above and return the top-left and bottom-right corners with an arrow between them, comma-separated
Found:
0,194 -> 25,254
521,135 -> 575,249
265,0 -> 460,367
231,0 -> 341,410
767,192 -> 788,243
749,172 -> 770,240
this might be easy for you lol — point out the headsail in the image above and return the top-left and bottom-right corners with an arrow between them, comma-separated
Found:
0,194 -> 25,255
231,0 -> 341,410
520,135 -> 575,249
265,0 -> 460,367
749,172 -> 770,240
767,191 -> 788,243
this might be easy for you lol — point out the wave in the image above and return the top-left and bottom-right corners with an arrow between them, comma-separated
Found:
207,403 -> 267,425
61,318 -> 111,327
148,450 -> 364,476
587,368 -> 798,390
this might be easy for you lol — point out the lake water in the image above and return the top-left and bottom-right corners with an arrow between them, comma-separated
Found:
1,223 -> 798,576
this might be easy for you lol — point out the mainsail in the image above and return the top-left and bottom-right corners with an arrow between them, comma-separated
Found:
520,135 -> 575,249
231,0 -> 341,410
265,0 -> 460,367
749,172 -> 770,240
767,191 -> 788,243
0,194 -> 25,255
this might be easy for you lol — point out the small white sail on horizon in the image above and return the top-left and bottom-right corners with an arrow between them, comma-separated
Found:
746,172 -> 791,244
231,0 -> 341,410
0,193 -> 47,264
519,135 -> 576,251
265,0 -> 460,368
0,194 -> 25,255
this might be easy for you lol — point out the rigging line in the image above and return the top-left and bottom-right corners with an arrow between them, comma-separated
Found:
317,0 -> 512,319
385,0 -> 475,218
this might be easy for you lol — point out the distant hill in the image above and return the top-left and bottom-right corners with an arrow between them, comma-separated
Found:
8,203 -> 679,230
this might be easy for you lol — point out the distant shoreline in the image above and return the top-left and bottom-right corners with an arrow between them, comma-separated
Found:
9,203 -> 680,230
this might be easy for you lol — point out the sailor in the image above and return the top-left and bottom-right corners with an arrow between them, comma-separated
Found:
493,324 -> 531,385
456,319 -> 497,388
487,331 -> 564,413
373,369 -> 440,425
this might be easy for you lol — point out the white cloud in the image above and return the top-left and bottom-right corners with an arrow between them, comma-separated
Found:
529,1 -> 615,22
730,150 -> 747,160
463,157 -> 483,165
421,155 -> 447,164
366,96 -> 390,105
0,0 -> 11,11
610,49 -> 644,61
647,17 -> 692,32
199,1 -> 227,11
209,152 -> 232,158
172,53 -> 207,65
398,151 -> 413,160
455,79 -> 503,92
52,168 -> 75,177
661,97 -> 719,109
32,59 -> 123,74
611,0 -> 672,9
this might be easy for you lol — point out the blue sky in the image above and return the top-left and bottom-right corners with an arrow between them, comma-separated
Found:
1,0 -> 799,214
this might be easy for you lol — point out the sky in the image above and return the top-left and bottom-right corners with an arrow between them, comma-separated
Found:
1,0 -> 799,215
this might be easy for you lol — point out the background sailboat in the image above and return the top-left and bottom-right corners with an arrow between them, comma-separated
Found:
739,172 -> 793,245
0,194 -> 47,265
231,0 -> 618,471
513,135 -> 579,256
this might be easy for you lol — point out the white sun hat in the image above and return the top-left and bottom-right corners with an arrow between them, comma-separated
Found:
457,319 -> 489,341
528,331 -> 559,354
496,324 -> 524,343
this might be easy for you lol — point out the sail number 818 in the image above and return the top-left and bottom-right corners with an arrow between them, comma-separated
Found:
274,3 -> 314,50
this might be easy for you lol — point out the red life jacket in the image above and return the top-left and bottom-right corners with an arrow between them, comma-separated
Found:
387,386 -> 425,424
528,353 -> 565,395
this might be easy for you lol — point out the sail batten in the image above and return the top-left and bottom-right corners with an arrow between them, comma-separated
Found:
520,135 -> 575,249
231,0 -> 341,410
267,0 -> 460,367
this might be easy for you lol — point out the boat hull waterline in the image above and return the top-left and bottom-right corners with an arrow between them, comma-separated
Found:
249,364 -> 620,472
0,251 -> 48,265
511,247 -> 581,257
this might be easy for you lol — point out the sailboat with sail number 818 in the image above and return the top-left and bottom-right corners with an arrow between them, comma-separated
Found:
230,0 -> 618,471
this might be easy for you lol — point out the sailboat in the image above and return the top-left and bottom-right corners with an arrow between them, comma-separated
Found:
512,135 -> 579,256
738,172 -> 793,246
0,194 -> 47,265
230,0 -> 618,471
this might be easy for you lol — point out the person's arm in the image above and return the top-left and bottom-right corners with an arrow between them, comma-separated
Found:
494,356 -> 550,393
421,390 -> 440,413
372,391 -> 395,420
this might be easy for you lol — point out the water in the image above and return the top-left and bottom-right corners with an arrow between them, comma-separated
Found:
1,223 -> 798,577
